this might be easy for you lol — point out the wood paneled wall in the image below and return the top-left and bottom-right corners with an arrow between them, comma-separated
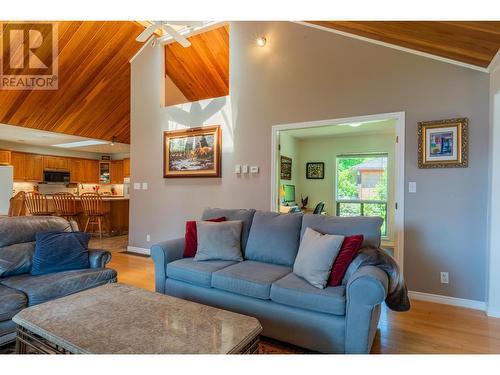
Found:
0,21 -> 143,144
165,25 -> 229,103
307,21 -> 500,68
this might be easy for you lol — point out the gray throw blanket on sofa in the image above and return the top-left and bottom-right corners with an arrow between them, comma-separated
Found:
346,248 -> 411,311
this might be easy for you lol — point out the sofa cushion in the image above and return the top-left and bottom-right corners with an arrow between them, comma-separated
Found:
184,217 -> 226,258
0,268 -> 117,306
270,273 -> 346,315
328,234 -> 364,287
201,208 -> 256,252
0,216 -> 73,248
245,211 -> 303,267
0,242 -> 35,278
0,216 -> 75,278
167,258 -> 237,287
293,228 -> 344,289
0,284 -> 27,321
301,214 -> 383,249
31,231 -> 91,276
194,221 -> 243,262
211,260 -> 291,299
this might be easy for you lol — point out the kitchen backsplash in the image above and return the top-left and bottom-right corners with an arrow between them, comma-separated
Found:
13,182 -> 124,196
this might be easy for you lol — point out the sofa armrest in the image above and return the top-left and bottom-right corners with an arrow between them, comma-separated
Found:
88,249 -> 112,269
345,265 -> 388,353
150,238 -> 185,294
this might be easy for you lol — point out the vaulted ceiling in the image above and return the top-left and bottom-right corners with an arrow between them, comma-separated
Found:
307,21 -> 500,68
0,21 -> 143,144
1,21 -> 498,146
165,25 -> 229,103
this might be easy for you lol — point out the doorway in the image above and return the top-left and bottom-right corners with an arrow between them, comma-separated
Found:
270,112 -> 405,269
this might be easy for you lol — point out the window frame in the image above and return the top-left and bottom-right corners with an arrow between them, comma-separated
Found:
335,153 -> 390,238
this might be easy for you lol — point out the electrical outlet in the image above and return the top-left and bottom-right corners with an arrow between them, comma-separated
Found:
440,272 -> 449,284
146,234 -> 151,242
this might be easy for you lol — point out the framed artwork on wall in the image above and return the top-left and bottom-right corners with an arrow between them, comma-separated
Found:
280,156 -> 292,180
306,162 -> 324,179
163,125 -> 222,178
418,118 -> 468,168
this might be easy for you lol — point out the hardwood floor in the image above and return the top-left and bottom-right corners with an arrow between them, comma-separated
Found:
91,235 -> 500,354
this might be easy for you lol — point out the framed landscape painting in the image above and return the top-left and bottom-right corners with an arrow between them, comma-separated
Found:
418,118 -> 468,168
306,162 -> 324,179
163,125 -> 222,178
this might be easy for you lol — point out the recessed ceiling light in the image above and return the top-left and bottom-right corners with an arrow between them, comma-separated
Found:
52,140 -> 108,148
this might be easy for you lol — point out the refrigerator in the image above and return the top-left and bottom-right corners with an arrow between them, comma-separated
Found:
0,166 -> 14,215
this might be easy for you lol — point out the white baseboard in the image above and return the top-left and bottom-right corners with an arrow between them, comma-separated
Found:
487,307 -> 500,318
127,246 -> 150,256
408,291 -> 486,311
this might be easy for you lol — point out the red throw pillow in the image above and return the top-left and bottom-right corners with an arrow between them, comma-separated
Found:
183,217 -> 226,257
327,234 -> 364,287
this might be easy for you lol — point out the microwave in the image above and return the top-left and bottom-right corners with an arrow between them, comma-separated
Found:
43,170 -> 70,184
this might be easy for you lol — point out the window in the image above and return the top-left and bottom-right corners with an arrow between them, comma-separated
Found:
336,154 -> 388,236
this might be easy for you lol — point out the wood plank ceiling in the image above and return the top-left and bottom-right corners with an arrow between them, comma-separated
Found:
165,25 -> 229,103
0,21 -> 143,144
308,21 -> 500,68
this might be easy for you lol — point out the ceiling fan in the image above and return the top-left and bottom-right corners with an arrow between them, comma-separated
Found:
136,21 -> 204,48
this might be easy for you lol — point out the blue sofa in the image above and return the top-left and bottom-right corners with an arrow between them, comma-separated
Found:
151,208 -> 388,353
0,216 -> 117,346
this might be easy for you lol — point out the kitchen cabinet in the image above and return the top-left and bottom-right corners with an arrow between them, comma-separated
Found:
69,158 -> 84,183
111,160 -> 124,184
11,152 -> 26,181
99,161 -> 111,184
43,155 -> 69,171
83,159 -> 100,184
123,158 -> 130,177
0,150 -> 11,165
25,154 -> 44,181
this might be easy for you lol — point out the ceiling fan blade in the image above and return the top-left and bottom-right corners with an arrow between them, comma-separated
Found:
166,21 -> 205,28
163,25 -> 191,48
136,22 -> 161,42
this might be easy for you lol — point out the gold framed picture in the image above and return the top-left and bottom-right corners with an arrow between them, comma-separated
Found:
418,118 -> 468,169
163,125 -> 222,178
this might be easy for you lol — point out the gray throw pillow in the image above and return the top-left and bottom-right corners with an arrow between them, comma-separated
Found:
293,227 -> 345,289
194,220 -> 243,262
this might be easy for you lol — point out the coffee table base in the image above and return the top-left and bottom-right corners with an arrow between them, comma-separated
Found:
16,326 -> 71,354
15,325 -> 260,354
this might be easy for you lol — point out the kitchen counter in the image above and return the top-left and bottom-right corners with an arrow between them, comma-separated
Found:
43,197 -> 129,235
44,195 -> 129,201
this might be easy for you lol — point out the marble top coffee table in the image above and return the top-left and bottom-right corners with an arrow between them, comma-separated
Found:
13,283 -> 262,354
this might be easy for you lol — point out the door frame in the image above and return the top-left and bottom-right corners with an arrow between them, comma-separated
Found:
270,111 -> 406,270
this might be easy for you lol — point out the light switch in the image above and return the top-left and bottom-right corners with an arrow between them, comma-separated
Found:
234,164 -> 241,174
133,182 -> 141,190
409,182 -> 417,193
250,166 -> 259,173
242,165 -> 249,174
142,182 -> 148,190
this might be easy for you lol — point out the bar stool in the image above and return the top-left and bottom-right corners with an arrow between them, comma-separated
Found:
24,192 -> 53,216
80,192 -> 107,240
8,191 -> 26,217
53,192 -> 81,227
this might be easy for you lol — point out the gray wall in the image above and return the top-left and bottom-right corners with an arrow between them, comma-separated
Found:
130,21 -> 490,301
488,54 -> 500,314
